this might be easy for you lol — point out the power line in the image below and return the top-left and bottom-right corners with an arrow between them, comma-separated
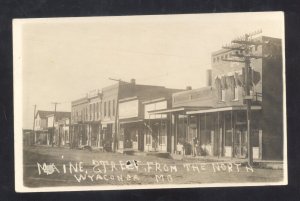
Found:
221,29 -> 266,166
51,102 -> 60,147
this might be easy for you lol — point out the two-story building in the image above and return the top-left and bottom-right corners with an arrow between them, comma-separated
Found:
70,96 -> 89,148
46,111 -> 71,146
150,36 -> 283,161
117,83 -> 181,153
34,110 -> 54,145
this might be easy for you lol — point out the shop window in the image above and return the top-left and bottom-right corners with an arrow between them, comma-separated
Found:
159,123 -> 167,145
225,131 -> 232,146
252,129 -> 259,147
146,132 -> 151,145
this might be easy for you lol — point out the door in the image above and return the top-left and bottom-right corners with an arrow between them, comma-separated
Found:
234,126 -> 247,158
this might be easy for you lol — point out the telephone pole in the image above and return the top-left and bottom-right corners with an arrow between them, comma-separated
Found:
222,29 -> 266,166
109,78 -> 130,152
51,102 -> 60,147
32,104 -> 37,145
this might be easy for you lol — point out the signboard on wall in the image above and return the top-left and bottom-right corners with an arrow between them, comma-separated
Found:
144,101 -> 167,119
119,99 -> 139,119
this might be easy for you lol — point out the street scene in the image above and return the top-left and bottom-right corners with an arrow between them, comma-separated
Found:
15,12 -> 286,191
24,146 -> 283,187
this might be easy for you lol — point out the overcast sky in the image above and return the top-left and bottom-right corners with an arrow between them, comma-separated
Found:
15,12 -> 284,129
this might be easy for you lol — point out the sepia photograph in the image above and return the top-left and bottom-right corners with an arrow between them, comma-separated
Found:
13,12 -> 287,192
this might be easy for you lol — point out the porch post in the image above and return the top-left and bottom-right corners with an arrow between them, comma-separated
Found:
175,114 -> 178,153
231,111 -> 234,159
218,112 -> 221,158
223,112 -> 226,156
204,113 -> 206,156
160,114 -> 163,150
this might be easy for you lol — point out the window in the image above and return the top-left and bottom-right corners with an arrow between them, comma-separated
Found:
158,122 -> 167,145
250,89 -> 254,96
94,103 -> 96,119
108,101 -> 111,117
96,103 -> 99,119
225,131 -> 232,146
104,102 -> 106,116
233,87 -> 238,100
220,89 -> 225,101
213,58 -> 216,63
146,132 -> 151,145
89,104 -> 92,120
113,100 -> 115,116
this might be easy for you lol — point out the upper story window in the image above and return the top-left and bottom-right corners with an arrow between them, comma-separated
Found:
104,102 -> 106,117
96,103 -> 99,119
108,101 -> 111,117
113,100 -> 115,116
89,104 -> 92,120
233,87 -> 238,101
221,89 -> 226,102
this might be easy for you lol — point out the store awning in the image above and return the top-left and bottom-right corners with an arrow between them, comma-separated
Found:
148,106 -> 211,115
119,119 -> 143,124
186,105 -> 262,115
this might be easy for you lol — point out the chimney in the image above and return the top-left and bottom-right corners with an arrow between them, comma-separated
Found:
186,86 -> 192,90
206,69 -> 212,87
130,78 -> 136,85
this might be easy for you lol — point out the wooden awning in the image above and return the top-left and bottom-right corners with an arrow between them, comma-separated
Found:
186,105 -> 262,115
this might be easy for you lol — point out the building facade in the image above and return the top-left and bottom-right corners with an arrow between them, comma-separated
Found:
34,110 -> 54,145
149,36 -> 283,160
117,84 -> 181,153
70,90 -> 102,149
46,111 -> 71,146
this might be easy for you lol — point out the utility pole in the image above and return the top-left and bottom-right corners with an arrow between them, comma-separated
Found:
222,29 -> 266,166
109,78 -> 130,152
32,104 -> 37,145
51,102 -> 60,147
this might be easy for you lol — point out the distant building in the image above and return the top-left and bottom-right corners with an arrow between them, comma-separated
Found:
23,129 -> 34,146
34,110 -> 54,145
46,111 -> 71,146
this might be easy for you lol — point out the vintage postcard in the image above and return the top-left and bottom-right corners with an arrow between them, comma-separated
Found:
13,12 -> 287,192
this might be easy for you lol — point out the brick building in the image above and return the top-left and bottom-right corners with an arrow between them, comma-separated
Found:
118,83 -> 181,153
150,36 -> 283,160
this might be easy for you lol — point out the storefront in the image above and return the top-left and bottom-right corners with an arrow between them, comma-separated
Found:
101,122 -> 114,152
118,120 -> 144,151
144,118 -> 168,152
148,106 -> 205,155
187,106 -> 262,159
